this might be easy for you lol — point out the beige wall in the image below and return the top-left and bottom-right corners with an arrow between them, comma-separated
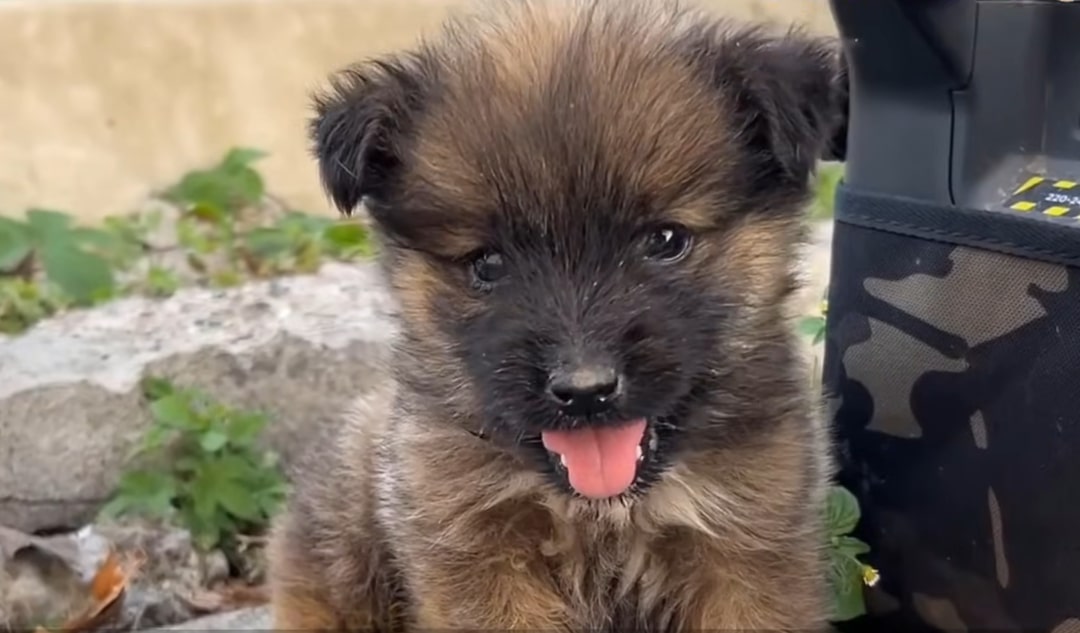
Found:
0,0 -> 835,222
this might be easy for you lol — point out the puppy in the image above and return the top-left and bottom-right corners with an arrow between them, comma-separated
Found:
267,0 -> 847,630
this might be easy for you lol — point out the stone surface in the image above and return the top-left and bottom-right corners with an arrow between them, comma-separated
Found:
0,262 -> 398,533
156,606 -> 271,631
0,221 -> 834,534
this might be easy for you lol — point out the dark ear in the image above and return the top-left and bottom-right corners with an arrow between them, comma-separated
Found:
309,55 -> 429,215
697,25 -> 848,186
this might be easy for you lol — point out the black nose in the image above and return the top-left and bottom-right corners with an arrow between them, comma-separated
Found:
546,365 -> 621,415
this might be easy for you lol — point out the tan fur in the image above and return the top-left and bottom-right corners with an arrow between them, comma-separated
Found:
269,0 -> 838,630
271,383 -> 830,630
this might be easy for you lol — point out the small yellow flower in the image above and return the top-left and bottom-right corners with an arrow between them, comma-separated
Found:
861,564 -> 880,587
819,299 -> 829,317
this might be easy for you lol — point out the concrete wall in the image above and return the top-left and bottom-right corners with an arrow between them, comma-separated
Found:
0,0 -> 836,222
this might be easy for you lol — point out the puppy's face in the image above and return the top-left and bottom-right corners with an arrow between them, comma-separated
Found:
310,0 -> 845,501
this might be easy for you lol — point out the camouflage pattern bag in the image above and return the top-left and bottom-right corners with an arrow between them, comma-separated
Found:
824,180 -> 1080,633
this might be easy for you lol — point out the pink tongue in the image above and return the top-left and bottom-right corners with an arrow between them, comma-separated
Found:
541,419 -> 647,499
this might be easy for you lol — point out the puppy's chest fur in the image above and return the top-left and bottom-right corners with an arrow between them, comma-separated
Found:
378,477 -> 694,631
539,529 -> 680,631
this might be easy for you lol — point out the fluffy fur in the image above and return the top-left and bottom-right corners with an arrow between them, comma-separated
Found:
268,0 -> 848,630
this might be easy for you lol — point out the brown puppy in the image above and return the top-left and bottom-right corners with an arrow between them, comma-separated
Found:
268,0 -> 847,630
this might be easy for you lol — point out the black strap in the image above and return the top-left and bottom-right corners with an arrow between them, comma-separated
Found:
834,184 -> 1080,269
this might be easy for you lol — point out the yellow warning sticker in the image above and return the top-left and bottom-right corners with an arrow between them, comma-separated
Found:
1003,174 -> 1080,219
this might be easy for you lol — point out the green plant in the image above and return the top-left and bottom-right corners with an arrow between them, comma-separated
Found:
0,209 -> 128,303
797,299 -> 878,621
809,162 -> 843,221
825,485 -> 877,621
100,377 -> 288,551
166,147 -> 371,286
0,146 -> 374,335
0,277 -> 70,334
797,299 -> 828,347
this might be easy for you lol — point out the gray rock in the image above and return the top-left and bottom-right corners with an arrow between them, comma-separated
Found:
0,223 -> 834,534
0,262 -> 398,533
155,606 -> 271,631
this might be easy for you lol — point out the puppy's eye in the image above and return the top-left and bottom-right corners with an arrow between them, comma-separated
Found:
470,251 -> 507,286
643,224 -> 692,262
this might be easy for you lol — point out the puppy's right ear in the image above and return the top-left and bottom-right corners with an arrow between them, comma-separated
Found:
309,55 -> 429,215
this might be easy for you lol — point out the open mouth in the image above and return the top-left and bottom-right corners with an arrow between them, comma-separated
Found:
539,417 -> 662,500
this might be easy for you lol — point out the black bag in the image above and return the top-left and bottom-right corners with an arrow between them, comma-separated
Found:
825,2 -> 1080,631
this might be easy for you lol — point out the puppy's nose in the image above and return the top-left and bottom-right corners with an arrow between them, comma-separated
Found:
546,364 -> 621,415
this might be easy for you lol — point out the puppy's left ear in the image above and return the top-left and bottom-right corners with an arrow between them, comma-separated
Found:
699,25 -> 848,187
309,54 -> 430,215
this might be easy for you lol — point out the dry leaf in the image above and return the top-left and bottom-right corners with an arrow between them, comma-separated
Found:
56,548 -> 144,633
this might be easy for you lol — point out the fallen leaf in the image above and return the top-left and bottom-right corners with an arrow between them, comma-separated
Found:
57,548 -> 144,633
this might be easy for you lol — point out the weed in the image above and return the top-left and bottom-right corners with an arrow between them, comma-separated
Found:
825,485 -> 877,621
798,294 -> 877,622
100,377 -> 288,552
803,298 -> 876,617
0,209 -> 131,333
796,160 -> 875,615
0,147 -> 372,335
809,162 -> 843,221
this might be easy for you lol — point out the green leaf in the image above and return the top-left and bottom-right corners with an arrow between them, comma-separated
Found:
222,147 -> 268,169
227,412 -> 268,445
141,376 -> 176,401
216,479 -> 263,521
244,227 -> 294,258
210,269 -> 243,288
826,485 -> 861,536
113,470 -> 177,518
166,163 -> 262,215
833,535 -> 871,557
145,265 -> 180,297
831,575 -> 867,621
69,226 -> 122,251
39,241 -> 115,304
132,424 -> 175,457
323,222 -> 368,248
200,430 -> 229,453
797,315 -> 826,339
829,553 -> 868,621
188,201 -> 229,224
190,468 -> 220,522
0,217 -> 32,272
255,481 -> 288,515
98,496 -> 134,520
118,469 -> 175,495
149,393 -> 199,430
213,453 -> 258,481
174,456 -> 201,474
279,211 -> 331,234
810,163 -> 843,221
180,503 -> 224,551
226,167 -> 265,205
194,453 -> 265,522
25,208 -> 73,241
